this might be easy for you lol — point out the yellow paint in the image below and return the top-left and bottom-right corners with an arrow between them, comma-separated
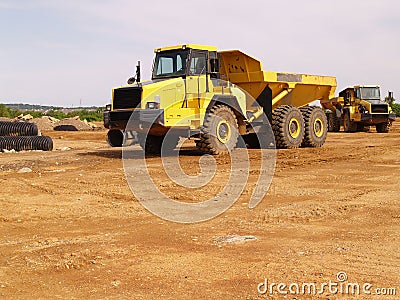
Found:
218,50 -> 337,109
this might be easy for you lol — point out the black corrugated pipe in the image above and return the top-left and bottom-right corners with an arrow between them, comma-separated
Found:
0,121 -> 39,136
0,136 -> 53,151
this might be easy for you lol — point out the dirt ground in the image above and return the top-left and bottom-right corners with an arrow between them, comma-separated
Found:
1,121 -> 399,299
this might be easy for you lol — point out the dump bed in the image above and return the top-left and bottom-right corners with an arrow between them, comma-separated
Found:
218,50 -> 337,109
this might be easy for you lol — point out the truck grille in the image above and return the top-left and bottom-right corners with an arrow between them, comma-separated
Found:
371,104 -> 388,113
113,87 -> 142,110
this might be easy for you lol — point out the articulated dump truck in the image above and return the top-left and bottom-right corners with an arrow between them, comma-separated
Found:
104,44 -> 337,154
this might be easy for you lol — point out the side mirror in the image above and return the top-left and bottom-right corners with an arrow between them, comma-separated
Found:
127,61 -> 141,84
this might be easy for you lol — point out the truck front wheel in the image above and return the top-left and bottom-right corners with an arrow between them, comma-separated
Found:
107,129 -> 123,147
376,122 -> 390,133
197,104 -> 239,155
343,112 -> 357,132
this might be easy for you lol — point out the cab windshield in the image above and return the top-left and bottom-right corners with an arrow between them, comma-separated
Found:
152,50 -> 189,79
357,87 -> 381,100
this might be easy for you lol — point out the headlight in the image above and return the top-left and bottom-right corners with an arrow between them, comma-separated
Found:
146,102 -> 160,109
105,104 -> 111,111
364,110 -> 369,114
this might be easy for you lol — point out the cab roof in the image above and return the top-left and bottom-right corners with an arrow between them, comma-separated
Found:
343,85 -> 380,90
154,44 -> 218,52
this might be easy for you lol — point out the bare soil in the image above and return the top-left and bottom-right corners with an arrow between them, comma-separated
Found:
0,121 -> 399,299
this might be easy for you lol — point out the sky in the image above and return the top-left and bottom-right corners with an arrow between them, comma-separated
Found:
0,0 -> 399,107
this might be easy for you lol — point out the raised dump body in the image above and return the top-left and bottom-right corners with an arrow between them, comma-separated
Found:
218,50 -> 337,110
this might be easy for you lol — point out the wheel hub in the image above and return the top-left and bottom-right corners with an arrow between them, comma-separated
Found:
289,118 -> 300,139
314,118 -> 324,137
217,120 -> 231,143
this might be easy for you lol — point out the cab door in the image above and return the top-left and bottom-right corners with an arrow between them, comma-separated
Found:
185,50 -> 208,109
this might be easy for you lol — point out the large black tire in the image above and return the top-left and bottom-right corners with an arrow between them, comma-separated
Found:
343,112 -> 357,132
272,105 -> 305,149
300,106 -> 328,147
138,133 -> 179,155
197,104 -> 239,155
376,122 -> 390,133
327,110 -> 341,132
107,129 -> 123,147
356,122 -> 365,132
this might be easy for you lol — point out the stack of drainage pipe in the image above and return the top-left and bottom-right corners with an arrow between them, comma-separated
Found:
0,121 -> 53,151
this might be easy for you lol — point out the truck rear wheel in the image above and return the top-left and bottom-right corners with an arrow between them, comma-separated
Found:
107,129 -> 123,147
138,133 -> 179,155
301,106 -> 327,147
197,104 -> 239,155
343,112 -> 357,132
272,105 -> 305,149
327,110 -> 341,132
376,122 -> 390,133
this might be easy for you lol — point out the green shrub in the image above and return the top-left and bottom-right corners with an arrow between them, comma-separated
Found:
392,103 -> 400,117
0,104 -> 21,118
0,104 -> 104,121
23,110 -> 43,118
0,104 -> 11,118
46,110 -> 67,120
66,109 -> 104,122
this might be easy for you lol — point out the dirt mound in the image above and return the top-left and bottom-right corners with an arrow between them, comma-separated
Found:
29,116 -> 59,131
28,116 -> 101,132
53,116 -> 93,131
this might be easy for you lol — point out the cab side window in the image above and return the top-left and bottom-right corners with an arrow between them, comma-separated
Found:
156,56 -> 173,75
189,51 -> 207,75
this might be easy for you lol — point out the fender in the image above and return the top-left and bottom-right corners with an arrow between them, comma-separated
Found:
206,95 -> 246,119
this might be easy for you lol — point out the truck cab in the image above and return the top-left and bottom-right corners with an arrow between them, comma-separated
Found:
104,44 -> 247,150
152,45 -> 219,80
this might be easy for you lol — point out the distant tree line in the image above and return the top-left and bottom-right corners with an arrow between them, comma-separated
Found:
0,104 -> 104,122
384,94 -> 400,117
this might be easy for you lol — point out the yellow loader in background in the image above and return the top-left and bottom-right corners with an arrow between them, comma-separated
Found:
322,85 -> 396,133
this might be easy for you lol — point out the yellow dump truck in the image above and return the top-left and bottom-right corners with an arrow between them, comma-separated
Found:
104,44 -> 337,154
321,85 -> 396,133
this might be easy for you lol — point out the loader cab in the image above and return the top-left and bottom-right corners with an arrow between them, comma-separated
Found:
152,44 -> 219,80
354,86 -> 381,104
